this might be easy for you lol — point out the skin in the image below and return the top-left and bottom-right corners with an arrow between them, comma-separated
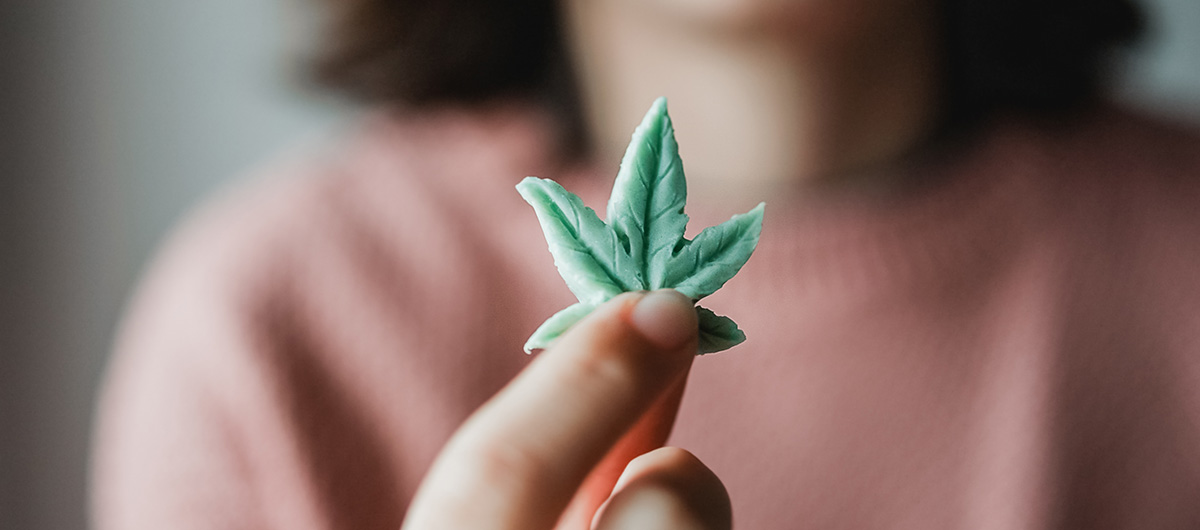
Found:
402,290 -> 730,530
404,1 -> 941,527
565,0 -> 941,206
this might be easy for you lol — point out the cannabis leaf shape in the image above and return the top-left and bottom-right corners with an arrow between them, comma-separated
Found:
517,97 -> 765,354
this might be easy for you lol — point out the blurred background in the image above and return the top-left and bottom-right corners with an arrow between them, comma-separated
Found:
0,0 -> 1197,528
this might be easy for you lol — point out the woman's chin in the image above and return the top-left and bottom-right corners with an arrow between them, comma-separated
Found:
620,0 -> 898,43
633,0 -> 814,32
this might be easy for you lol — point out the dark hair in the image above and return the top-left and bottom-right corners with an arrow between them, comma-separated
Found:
940,0 -> 1143,130
312,0 -> 1143,131
312,0 -> 568,106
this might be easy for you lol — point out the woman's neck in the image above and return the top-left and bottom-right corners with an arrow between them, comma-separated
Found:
563,1 -> 941,205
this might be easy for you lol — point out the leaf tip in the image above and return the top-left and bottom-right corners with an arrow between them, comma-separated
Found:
739,202 -> 766,237
650,96 -> 668,115
749,201 -> 766,226
515,175 -> 542,196
633,96 -> 672,137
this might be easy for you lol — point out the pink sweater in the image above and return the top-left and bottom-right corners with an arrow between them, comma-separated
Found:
93,104 -> 1200,529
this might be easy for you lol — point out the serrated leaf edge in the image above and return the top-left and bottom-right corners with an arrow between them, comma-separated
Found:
519,98 -> 763,355
696,305 -> 747,355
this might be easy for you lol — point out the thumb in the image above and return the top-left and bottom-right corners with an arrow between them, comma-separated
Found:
556,290 -> 697,529
593,447 -> 732,530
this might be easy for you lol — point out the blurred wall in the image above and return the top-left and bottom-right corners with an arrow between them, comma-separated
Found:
0,0 -> 348,528
1120,0 -> 1200,116
0,0 -> 1197,529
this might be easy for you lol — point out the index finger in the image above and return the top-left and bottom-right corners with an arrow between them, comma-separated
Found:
402,290 -> 699,530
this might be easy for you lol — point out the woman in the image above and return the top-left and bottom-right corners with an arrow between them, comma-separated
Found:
94,0 -> 1200,528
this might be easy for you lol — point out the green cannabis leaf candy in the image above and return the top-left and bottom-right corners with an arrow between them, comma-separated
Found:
517,97 -> 765,354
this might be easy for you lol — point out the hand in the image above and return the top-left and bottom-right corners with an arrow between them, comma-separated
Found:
401,290 -> 732,530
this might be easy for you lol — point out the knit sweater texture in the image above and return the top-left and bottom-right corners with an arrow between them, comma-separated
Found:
93,104 -> 1200,529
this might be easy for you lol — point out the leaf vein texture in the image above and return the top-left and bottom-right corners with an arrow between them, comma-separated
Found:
517,97 -> 764,354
